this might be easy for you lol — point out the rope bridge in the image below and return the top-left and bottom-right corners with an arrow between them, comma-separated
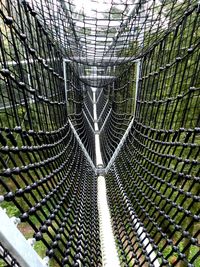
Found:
0,0 -> 199,266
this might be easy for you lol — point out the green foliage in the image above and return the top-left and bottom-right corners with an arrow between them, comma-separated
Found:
0,259 -> 5,267
0,202 -> 20,218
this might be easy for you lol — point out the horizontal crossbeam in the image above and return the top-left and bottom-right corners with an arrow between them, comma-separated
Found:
64,57 -> 139,65
80,75 -> 116,80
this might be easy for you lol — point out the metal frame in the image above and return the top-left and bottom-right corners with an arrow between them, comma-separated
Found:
1,58 -> 139,67
99,108 -> 112,134
84,103 -> 94,122
0,208 -> 47,267
63,57 -> 139,66
63,59 -> 68,113
83,110 -> 95,132
92,87 -> 104,167
64,60 -> 142,174
95,88 -> 104,104
80,75 -> 116,80
64,60 -> 159,266
105,60 -> 141,173
68,119 -> 96,172
97,100 -> 109,123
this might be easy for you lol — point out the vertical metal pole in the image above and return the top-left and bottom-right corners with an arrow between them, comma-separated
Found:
134,60 -> 141,118
92,86 -> 103,167
63,59 -> 68,113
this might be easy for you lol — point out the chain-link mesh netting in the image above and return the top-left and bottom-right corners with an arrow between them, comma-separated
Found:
0,0 -> 199,266
105,2 -> 200,266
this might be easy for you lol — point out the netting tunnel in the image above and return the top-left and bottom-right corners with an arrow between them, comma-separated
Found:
0,0 -> 199,266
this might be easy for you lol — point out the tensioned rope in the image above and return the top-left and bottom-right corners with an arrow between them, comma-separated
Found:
0,0 -> 199,266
